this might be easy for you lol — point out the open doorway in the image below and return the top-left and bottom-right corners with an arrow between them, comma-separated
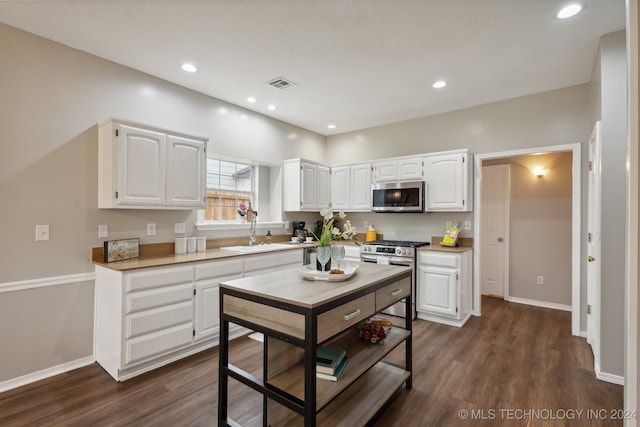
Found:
473,143 -> 582,336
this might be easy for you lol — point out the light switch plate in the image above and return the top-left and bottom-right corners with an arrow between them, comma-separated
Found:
98,224 -> 108,238
147,223 -> 156,236
35,224 -> 50,241
174,222 -> 186,234
464,220 -> 472,230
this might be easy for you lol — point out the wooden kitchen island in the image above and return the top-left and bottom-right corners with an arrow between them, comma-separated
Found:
218,262 -> 413,427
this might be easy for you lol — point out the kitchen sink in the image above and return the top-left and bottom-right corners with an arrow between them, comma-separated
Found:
220,243 -> 295,253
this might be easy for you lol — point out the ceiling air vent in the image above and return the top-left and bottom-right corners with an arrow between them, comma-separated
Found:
267,77 -> 296,89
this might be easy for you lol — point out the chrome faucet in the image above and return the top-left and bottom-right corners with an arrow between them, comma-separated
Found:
248,212 -> 258,247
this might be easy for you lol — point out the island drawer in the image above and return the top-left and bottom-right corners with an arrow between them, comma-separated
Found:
376,276 -> 411,312
317,293 -> 375,343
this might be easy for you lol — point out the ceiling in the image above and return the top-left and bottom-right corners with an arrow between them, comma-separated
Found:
0,0 -> 626,136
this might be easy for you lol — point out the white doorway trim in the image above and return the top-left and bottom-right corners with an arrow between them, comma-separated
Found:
473,142 -> 582,336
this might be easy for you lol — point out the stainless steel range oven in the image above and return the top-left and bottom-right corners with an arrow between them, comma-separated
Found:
360,240 -> 430,319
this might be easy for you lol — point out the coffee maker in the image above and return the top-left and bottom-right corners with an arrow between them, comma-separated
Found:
292,221 -> 306,242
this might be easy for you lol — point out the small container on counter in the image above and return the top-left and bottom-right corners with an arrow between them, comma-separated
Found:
175,237 -> 187,254
187,237 -> 197,253
196,236 -> 207,252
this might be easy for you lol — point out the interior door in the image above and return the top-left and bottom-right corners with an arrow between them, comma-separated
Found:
587,121 -> 602,365
480,164 -> 510,297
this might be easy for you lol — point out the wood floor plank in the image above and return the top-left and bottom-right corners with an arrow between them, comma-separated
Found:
0,297 -> 623,426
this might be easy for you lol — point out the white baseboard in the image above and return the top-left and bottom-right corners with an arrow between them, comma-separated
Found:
505,296 -> 572,312
594,361 -> 625,385
0,355 -> 95,393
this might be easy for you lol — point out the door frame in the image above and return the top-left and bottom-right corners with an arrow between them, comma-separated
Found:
587,121 -> 602,370
473,142 -> 581,336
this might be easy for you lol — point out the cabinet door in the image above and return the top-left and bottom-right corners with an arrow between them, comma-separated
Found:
316,165 -> 331,209
117,124 -> 166,206
417,265 -> 459,318
351,164 -> 372,210
300,163 -> 317,209
397,157 -> 423,180
331,166 -> 350,210
166,135 -> 206,207
194,273 -> 242,342
424,153 -> 466,211
373,160 -> 397,182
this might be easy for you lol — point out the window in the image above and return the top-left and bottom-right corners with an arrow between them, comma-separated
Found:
204,158 -> 253,221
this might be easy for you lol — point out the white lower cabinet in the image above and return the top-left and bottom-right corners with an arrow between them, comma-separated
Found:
95,251 -> 302,381
416,250 -> 472,327
194,258 -> 244,342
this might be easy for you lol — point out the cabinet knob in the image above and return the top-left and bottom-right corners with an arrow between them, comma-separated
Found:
497,237 -> 503,242
588,256 -> 596,262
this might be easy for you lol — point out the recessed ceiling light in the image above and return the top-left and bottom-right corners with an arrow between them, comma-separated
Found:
557,4 -> 582,19
267,104 -> 277,111
432,80 -> 447,89
328,124 -> 337,129
247,96 -> 257,103
181,63 -> 197,73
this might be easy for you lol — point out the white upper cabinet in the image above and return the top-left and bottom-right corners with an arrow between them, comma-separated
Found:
166,135 -> 206,207
98,118 -> 207,210
424,150 -> 471,212
283,158 -> 331,211
373,156 -> 423,182
331,163 -> 372,211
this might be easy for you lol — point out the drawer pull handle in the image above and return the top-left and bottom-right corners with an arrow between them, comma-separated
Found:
343,309 -> 361,321
391,289 -> 403,296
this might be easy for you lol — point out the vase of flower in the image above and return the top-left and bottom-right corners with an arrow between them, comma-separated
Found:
309,208 -> 357,271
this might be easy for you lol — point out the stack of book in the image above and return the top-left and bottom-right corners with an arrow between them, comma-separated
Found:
316,346 -> 349,381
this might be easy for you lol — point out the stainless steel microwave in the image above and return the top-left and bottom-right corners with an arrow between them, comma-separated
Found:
371,180 -> 425,212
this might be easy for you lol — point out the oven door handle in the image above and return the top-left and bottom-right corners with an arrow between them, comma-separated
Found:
360,254 -> 414,266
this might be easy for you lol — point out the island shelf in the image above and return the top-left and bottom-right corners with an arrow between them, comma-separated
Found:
218,263 -> 413,427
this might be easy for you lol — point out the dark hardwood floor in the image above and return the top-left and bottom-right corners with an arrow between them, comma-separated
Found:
0,297 -> 623,426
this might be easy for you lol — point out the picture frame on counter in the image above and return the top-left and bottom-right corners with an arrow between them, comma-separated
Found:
103,238 -> 140,262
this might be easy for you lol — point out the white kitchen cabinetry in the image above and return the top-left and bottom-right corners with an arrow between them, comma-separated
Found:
423,150 -> 471,211
194,259 -> 243,342
373,156 -> 423,182
95,264 -> 198,381
95,250 -> 304,382
283,158 -> 331,211
98,118 -> 207,210
331,163 -> 372,211
243,249 -> 303,276
416,250 -> 472,327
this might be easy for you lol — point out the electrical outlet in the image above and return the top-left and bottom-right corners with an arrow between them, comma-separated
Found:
147,223 -> 156,236
464,220 -> 472,231
446,221 -> 452,229
537,276 -> 544,285
363,220 -> 368,230
98,224 -> 108,238
285,221 -> 290,231
174,222 -> 186,234
35,224 -> 50,241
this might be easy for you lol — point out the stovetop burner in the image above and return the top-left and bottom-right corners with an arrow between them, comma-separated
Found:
365,240 -> 430,248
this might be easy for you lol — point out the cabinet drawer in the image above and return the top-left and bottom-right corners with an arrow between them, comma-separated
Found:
195,259 -> 243,280
376,276 -> 411,312
125,265 -> 193,292
418,251 -> 459,268
244,250 -> 302,272
126,301 -> 193,338
126,283 -> 193,314
125,323 -> 194,366
317,293 -> 375,343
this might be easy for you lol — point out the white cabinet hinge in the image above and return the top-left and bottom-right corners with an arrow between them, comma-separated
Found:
115,129 -> 119,137
193,329 -> 196,337
588,161 -> 593,171
115,191 -> 119,199
588,232 -> 592,242
587,304 -> 591,314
